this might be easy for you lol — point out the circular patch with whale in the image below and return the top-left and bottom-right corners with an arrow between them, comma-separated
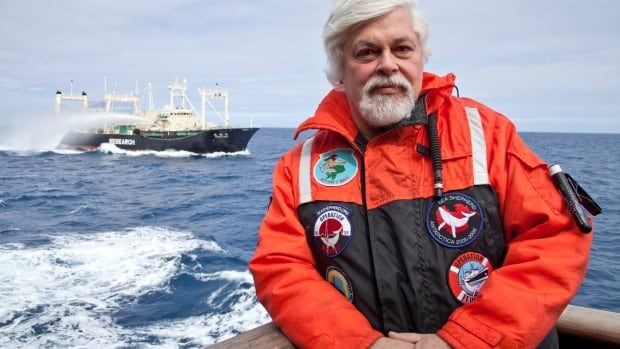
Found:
313,205 -> 353,258
325,266 -> 353,302
448,251 -> 493,304
426,192 -> 483,248
313,148 -> 358,187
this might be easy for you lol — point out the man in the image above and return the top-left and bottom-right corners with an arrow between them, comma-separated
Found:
250,1 -> 592,348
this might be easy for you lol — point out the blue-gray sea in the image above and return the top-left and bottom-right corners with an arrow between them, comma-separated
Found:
0,128 -> 618,348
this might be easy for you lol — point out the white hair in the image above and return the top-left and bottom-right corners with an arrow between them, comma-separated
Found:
323,0 -> 430,86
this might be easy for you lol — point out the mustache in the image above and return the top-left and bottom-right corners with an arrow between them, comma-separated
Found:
364,75 -> 412,95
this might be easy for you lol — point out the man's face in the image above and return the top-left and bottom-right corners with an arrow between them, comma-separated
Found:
341,6 -> 424,132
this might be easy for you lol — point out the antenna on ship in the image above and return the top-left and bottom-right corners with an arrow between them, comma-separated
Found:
182,79 -> 188,109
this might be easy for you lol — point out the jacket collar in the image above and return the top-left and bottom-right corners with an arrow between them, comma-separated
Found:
294,72 -> 456,142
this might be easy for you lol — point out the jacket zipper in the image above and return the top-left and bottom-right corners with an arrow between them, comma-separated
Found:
356,144 -> 387,333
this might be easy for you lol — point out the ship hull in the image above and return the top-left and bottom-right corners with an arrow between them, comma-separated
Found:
60,128 -> 259,154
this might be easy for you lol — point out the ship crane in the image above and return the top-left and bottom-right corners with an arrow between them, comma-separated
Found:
104,92 -> 139,113
198,84 -> 230,129
55,80 -> 88,114
104,77 -> 139,113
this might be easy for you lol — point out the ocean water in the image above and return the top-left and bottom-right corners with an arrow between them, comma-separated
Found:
0,128 -> 618,348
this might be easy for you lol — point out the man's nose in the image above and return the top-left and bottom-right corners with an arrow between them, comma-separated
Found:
376,50 -> 398,75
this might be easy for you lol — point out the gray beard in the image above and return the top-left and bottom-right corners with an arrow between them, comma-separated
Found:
358,93 -> 416,127
357,75 -> 417,127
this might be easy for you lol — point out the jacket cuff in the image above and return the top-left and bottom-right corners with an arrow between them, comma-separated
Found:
437,309 -> 518,349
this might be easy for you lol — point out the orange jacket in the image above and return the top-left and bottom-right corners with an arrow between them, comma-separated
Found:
249,72 -> 592,349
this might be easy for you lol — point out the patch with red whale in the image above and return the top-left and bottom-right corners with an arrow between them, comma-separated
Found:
426,192 -> 483,248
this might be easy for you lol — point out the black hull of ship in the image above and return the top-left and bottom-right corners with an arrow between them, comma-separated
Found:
60,128 -> 259,154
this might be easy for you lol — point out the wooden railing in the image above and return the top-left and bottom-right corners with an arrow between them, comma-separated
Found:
209,305 -> 620,348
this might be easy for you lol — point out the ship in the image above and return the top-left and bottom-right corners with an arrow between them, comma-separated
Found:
56,79 -> 259,153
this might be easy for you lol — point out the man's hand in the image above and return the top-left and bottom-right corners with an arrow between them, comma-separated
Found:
388,332 -> 451,349
369,337 -> 416,348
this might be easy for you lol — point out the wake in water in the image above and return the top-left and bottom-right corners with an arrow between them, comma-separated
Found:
1,137 -> 251,158
96,143 -> 251,158
0,227 -> 269,348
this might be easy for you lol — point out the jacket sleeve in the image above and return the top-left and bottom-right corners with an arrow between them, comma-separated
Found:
249,155 -> 383,349
437,115 -> 593,349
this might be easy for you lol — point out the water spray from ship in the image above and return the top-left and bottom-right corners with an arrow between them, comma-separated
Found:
0,78 -> 144,154
0,111 -> 143,155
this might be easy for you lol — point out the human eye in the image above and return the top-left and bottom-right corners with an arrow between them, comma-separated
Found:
354,47 -> 377,62
393,45 -> 414,58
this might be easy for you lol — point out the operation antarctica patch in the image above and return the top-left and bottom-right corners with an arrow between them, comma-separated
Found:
426,192 -> 484,248
313,148 -> 358,187
448,251 -> 493,304
325,266 -> 353,302
313,205 -> 353,257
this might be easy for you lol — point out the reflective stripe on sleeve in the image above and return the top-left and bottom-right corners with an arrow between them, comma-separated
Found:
465,107 -> 489,185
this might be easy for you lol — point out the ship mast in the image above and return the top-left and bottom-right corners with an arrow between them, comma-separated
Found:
167,78 -> 198,114
198,84 -> 230,129
147,83 -> 155,110
55,80 -> 89,115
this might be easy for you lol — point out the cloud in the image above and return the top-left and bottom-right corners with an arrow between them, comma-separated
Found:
0,1 -> 617,132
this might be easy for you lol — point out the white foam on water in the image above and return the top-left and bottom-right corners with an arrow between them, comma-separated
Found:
52,148 -> 87,155
203,149 -> 251,158
97,142 -> 132,155
135,271 -> 270,348
97,143 -> 251,158
0,226 -> 229,348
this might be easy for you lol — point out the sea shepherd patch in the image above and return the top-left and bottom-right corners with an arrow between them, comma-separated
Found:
448,251 -> 493,304
313,205 -> 353,257
426,192 -> 483,248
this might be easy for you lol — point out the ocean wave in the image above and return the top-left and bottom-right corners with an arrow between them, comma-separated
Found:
135,285 -> 269,347
13,193 -> 80,203
69,205 -> 97,216
0,226 -> 238,348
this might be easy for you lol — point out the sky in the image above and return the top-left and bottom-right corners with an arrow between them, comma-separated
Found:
0,0 -> 618,133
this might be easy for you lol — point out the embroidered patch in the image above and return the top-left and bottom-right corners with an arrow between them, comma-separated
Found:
313,205 -> 353,257
326,266 -> 353,302
425,192 -> 484,248
313,148 -> 358,187
448,251 -> 493,304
